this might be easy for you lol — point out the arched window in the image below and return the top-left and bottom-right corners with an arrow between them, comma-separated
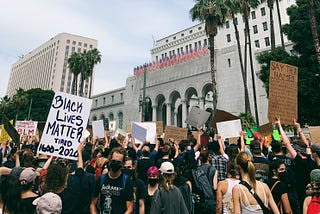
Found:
118,112 -> 123,129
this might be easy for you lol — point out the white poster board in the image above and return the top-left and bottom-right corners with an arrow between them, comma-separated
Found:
92,120 -> 105,139
15,121 -> 38,136
109,120 -> 116,131
131,122 -> 147,143
216,119 -> 242,139
185,106 -> 211,127
131,122 -> 157,144
38,92 -> 92,160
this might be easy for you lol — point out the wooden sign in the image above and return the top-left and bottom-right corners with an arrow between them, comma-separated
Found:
309,126 -> 320,144
268,61 -> 298,125
259,122 -> 273,136
156,121 -> 163,136
164,126 -> 188,144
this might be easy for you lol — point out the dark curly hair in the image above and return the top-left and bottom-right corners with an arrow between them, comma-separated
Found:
44,161 -> 69,193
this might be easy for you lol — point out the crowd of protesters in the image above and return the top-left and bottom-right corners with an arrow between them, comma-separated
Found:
0,116 -> 319,213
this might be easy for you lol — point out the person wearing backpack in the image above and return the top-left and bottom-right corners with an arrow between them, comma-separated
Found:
193,149 -> 218,214
303,169 -> 320,214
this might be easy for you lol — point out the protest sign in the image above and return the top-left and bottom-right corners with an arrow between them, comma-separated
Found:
125,124 -> 132,133
38,92 -> 92,160
268,61 -> 298,125
0,124 -> 11,142
164,126 -> 188,144
15,121 -> 38,136
92,120 -> 105,139
156,121 -> 163,136
229,137 -> 239,144
132,122 -> 157,144
216,119 -> 242,139
259,122 -> 273,136
185,106 -> 211,128
131,122 -> 147,143
211,109 -> 239,129
109,120 -> 116,131
114,129 -> 127,142
309,126 -> 320,144
272,129 -> 281,141
1,113 -> 20,147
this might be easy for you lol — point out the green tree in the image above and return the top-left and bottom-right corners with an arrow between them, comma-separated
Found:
68,52 -> 83,96
12,88 -> 28,121
190,0 -> 227,110
225,0 -> 251,113
308,0 -> 320,64
0,96 -> 11,114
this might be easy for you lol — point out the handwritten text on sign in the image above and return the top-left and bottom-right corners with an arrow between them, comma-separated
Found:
15,121 -> 38,136
38,92 -> 92,160
268,61 -> 298,125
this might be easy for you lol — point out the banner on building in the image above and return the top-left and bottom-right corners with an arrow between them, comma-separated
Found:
268,61 -> 298,125
38,92 -> 92,160
15,121 -> 38,136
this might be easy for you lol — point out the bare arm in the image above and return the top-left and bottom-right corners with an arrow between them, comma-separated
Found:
265,183 -> 280,214
139,199 -> 145,214
275,117 -> 297,158
240,131 -> 246,151
213,170 -> 218,190
193,126 -> 201,152
232,185 -> 241,214
90,197 -> 98,214
217,135 -> 225,156
124,201 -> 134,214
303,196 -> 312,214
281,193 -> 293,214
216,181 -> 224,214
77,141 -> 85,169
294,119 -> 309,147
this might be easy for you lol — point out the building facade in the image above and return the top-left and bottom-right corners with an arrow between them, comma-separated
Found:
90,0 -> 295,129
6,33 -> 97,97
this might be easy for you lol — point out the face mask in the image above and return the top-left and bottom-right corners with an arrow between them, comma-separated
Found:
278,171 -> 287,180
122,168 -> 133,177
187,146 -> 191,151
148,178 -> 158,186
109,160 -> 122,172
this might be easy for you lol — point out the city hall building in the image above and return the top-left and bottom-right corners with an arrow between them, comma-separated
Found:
90,1 -> 295,129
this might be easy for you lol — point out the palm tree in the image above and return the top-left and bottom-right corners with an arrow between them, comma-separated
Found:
79,48 -> 101,98
190,0 -> 227,110
239,0 -> 261,125
275,0 -> 285,48
0,96 -> 11,114
12,88 -> 28,121
225,0 -> 251,113
68,52 -> 83,96
308,0 -> 320,64
267,0 -> 276,50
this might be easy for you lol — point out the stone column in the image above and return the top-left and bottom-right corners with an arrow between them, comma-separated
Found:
199,97 -> 205,110
152,105 -> 157,121
173,111 -> 177,126
181,99 -> 187,127
166,103 -> 172,126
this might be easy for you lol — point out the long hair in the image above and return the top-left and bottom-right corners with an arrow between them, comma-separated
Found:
1,175 -> 25,214
160,173 -> 176,191
236,151 -> 256,190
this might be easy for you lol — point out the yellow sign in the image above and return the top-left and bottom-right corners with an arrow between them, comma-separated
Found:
0,120 -> 13,142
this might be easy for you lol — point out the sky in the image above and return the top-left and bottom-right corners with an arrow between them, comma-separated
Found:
0,0 -> 199,98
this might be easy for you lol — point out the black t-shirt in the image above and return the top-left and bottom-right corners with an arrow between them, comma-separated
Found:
22,196 -> 38,214
268,177 -> 287,205
94,173 -> 134,214
136,158 -> 154,184
133,178 -> 146,214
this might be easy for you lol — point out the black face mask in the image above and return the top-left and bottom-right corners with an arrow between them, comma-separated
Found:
109,160 -> 122,172
278,171 -> 287,180
122,168 -> 133,177
148,178 -> 159,186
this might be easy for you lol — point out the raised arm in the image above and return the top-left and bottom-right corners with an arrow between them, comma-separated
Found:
193,126 -> 202,152
77,141 -> 86,169
275,117 -> 297,158
240,131 -> 246,151
294,119 -> 309,147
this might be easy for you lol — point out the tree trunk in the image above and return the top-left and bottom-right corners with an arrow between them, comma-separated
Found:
233,13 -> 251,114
269,0 -> 276,50
208,35 -> 217,111
79,73 -> 85,97
276,0 -> 285,48
245,17 -> 260,126
308,0 -> 320,64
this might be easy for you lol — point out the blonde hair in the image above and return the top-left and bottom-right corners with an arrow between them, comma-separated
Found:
160,173 -> 176,191
236,151 -> 256,190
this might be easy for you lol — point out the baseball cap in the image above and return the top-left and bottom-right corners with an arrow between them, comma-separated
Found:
33,192 -> 62,214
20,167 -> 39,184
10,166 -> 25,178
250,140 -> 261,154
311,143 -> 320,153
147,166 -> 159,178
310,169 -> 320,186
159,161 -> 174,174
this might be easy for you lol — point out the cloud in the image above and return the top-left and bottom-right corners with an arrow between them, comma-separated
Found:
0,0 -> 198,97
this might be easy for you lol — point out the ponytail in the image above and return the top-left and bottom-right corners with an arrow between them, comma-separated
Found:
247,160 -> 257,190
236,151 -> 257,190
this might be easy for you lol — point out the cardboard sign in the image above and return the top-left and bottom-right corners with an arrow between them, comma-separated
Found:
216,119 -> 242,139
156,121 -> 163,136
268,61 -> 298,125
125,124 -> 132,133
2,114 -> 20,147
38,92 -> 92,160
109,120 -> 116,131
185,106 -> 211,128
229,137 -> 239,144
164,126 -> 188,144
15,121 -> 38,136
92,120 -> 105,139
114,129 -> 127,142
211,109 -> 239,129
131,122 -> 147,143
259,122 -> 273,136
309,126 -> 320,144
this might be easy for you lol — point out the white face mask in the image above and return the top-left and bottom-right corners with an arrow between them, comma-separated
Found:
187,146 -> 191,151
